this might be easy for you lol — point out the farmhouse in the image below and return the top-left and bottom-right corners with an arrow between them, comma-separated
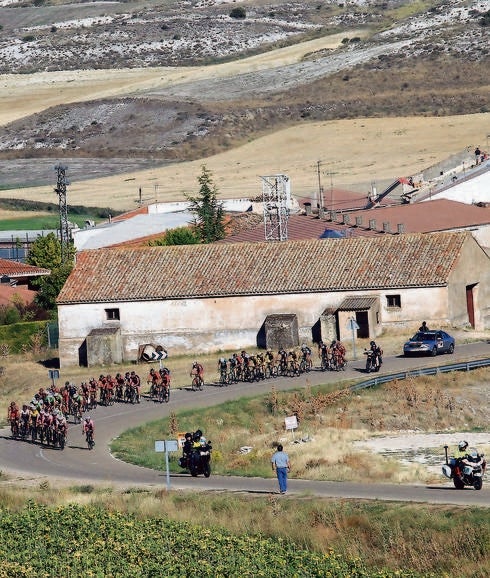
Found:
57,231 -> 490,367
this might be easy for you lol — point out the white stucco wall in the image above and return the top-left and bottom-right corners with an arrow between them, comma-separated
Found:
58,287 -> 452,366
421,162 -> 490,204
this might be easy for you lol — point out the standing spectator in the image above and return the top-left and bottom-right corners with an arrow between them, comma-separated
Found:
419,321 -> 430,332
475,146 -> 481,165
271,444 -> 291,494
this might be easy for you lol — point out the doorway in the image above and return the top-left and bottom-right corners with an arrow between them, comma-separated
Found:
355,311 -> 369,338
466,283 -> 477,328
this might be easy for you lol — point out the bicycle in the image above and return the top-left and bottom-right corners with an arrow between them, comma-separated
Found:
191,374 -> 204,391
86,430 -> 95,450
218,368 -> 229,387
299,356 -> 312,373
157,384 -> 170,403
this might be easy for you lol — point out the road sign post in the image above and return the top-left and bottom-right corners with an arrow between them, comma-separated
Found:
346,318 -> 360,360
48,369 -> 60,389
155,440 -> 179,490
284,415 -> 298,440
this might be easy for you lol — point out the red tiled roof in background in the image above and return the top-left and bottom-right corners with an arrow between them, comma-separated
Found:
220,213 -> 381,244
58,232 -> 475,304
0,258 -> 50,279
345,199 -> 490,234
222,199 -> 490,244
110,205 -> 149,223
296,187 -> 375,212
0,285 -> 37,306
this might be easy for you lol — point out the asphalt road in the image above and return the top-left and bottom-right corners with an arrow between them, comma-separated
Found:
1,342 -> 489,506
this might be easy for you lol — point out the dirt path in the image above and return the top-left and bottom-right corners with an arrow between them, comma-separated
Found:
2,33 -> 353,127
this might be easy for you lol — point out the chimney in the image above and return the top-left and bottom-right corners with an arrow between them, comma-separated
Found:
331,211 -> 337,222
355,216 -> 363,227
304,202 -> 312,216
368,219 -> 376,230
382,221 -> 391,233
342,213 -> 351,224
397,223 -> 405,234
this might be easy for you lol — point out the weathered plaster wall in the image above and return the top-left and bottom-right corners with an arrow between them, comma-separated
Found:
59,287 -> 451,366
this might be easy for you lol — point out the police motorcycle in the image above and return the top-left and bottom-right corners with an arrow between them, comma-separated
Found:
179,430 -> 212,478
442,444 -> 486,490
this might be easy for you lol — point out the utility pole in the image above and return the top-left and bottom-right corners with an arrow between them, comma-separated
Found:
54,164 -> 70,264
316,160 -> 324,218
326,168 -> 339,212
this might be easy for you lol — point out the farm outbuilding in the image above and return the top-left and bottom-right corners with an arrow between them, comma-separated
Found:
56,231 -> 490,367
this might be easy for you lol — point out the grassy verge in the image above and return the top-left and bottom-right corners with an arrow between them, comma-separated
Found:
111,368 -> 490,485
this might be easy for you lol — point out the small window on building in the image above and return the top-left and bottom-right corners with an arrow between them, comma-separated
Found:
105,308 -> 120,320
386,294 -> 401,308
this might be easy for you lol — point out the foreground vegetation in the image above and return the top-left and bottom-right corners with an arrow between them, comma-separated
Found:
0,486 -> 487,577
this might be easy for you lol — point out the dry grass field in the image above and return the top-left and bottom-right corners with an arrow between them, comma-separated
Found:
0,0 -> 489,211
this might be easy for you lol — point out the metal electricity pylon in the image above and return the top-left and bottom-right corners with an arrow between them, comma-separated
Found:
261,174 -> 290,242
54,164 -> 70,263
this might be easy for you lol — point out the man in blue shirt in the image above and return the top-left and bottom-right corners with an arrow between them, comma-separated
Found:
271,444 -> 291,494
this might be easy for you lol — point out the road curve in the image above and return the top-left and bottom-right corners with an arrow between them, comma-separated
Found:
1,342 -> 489,506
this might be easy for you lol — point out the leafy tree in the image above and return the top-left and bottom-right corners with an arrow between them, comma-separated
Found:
26,233 -> 75,311
149,226 -> 200,246
186,165 -> 225,243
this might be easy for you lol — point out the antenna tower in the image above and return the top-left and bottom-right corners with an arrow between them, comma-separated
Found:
261,174 -> 290,242
54,164 -> 70,263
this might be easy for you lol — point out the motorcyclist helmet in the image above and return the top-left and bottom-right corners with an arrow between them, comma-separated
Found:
458,440 -> 468,451
85,416 -> 91,422
370,341 -> 375,346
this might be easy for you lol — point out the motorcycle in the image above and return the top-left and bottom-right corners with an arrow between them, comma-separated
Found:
442,445 -> 486,490
179,442 -> 212,478
364,349 -> 380,373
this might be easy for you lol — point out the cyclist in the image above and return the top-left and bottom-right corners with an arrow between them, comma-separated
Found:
331,340 -> 346,369
19,404 -> 31,437
30,404 -> 40,441
278,348 -> 288,372
320,340 -> 331,369
82,416 -> 95,445
301,343 -> 312,368
217,357 -> 228,382
7,401 -> 20,436
148,367 -> 161,397
159,367 -> 171,388
129,371 -> 141,402
190,361 -> 204,388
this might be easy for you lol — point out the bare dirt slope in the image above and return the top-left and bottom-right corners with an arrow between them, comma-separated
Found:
0,0 -> 489,209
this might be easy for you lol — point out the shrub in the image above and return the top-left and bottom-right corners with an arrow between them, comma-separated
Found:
479,10 -> 490,26
230,7 -> 246,19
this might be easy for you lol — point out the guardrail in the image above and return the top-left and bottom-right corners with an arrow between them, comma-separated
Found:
349,358 -> 490,392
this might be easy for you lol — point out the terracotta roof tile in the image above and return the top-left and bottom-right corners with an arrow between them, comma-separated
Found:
347,199 -> 490,234
58,232 -> 473,304
0,258 -> 50,278
220,214 -> 380,244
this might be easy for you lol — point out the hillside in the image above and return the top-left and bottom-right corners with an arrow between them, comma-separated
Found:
0,0 -> 489,208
